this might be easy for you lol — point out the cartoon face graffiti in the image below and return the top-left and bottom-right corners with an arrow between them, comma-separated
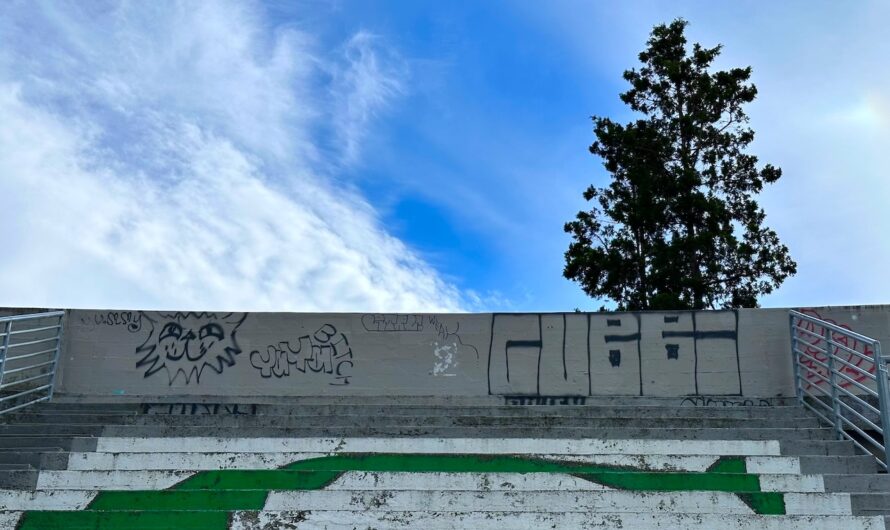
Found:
136,312 -> 248,385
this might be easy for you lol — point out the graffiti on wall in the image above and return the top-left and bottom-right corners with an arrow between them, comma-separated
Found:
487,311 -> 741,397
679,396 -> 771,408
136,312 -> 248,385
250,324 -> 354,385
504,395 -> 588,406
362,313 -> 479,377
793,308 -> 876,391
80,311 -> 144,333
141,403 -> 257,415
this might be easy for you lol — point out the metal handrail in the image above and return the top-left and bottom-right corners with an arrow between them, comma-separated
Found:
0,311 -> 65,416
789,309 -> 890,470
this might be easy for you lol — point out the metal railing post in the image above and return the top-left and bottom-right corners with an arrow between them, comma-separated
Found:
823,325 -> 844,440
872,341 -> 890,467
47,314 -> 64,401
789,313 -> 803,404
0,320 -> 11,388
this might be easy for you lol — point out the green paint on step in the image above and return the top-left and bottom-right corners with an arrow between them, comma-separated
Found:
17,510 -> 229,530
173,469 -> 341,491
707,456 -> 747,474
738,492 -> 787,515
17,452 -> 786,528
87,489 -> 267,511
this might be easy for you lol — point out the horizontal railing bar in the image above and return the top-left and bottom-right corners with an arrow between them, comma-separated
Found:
1,360 -> 55,375
0,384 -> 52,402
0,395 -> 51,415
0,311 -> 64,324
795,349 -> 830,370
837,398 -> 883,434
838,414 -> 885,451
791,310 -> 881,346
801,398 -> 835,426
834,380 -> 881,409
832,354 -> 876,381
0,372 -> 54,390
800,385 -> 834,400
792,325 -> 831,344
827,337 -> 878,364
2,348 -> 57,362
797,363 -> 832,386
8,324 -> 61,335
6,336 -> 59,349
832,368 -> 880,398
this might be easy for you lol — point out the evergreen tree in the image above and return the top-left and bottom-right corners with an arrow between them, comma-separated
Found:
564,19 -> 796,310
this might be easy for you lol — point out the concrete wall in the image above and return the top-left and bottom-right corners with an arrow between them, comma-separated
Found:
49,306 -> 890,399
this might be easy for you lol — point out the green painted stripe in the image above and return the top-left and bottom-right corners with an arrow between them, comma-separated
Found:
173,469 -> 340,491
87,489 -> 267,511
17,510 -> 229,530
739,492 -> 787,516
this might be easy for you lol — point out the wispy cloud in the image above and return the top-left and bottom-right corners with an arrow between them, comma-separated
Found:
0,0 -> 464,312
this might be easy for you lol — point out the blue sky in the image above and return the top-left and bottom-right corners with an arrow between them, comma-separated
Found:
1,1 -> 888,312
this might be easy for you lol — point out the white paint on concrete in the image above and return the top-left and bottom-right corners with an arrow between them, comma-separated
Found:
0,512 -> 21,530
66,451 -> 801,473
327,472 -> 824,494
25,469 -> 825,493
262,490 -> 853,515
329,472 -> 608,491
0,490 -> 96,510
36,470 -> 195,491
784,493 -> 852,516
747,455 -> 801,475
759,474 -> 824,493
228,511 -> 888,530
94,437 -> 783,456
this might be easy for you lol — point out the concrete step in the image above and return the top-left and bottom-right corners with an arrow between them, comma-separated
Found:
262,490 -> 851,515
0,437 -> 92,451
0,416 -> 823,430
0,489 -> 854,515
0,425 -> 103,436
90,437 -> 786,455
799,456 -> 880,475
136,404 -> 813,417
781,440 -> 861,456
31,469 -> 827,492
3,511 -> 886,530
51,424 -> 834,440
824,474 -> 890,493
45,395 -> 801,407
0,470 -> 36,489
64,451 -> 802,473
6,404 -> 817,420
851,494 -> 890,516
0,451 -> 68,470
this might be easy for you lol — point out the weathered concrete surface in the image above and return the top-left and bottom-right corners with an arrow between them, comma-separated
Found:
228,512 -> 888,530
2,511 -> 886,530
64,452 -> 800,473
31,470 -> 825,492
48,305 -> 890,399
260,490 -> 852,515
91,436 -> 784,455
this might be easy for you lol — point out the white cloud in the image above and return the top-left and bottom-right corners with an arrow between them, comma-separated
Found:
0,0 -> 464,312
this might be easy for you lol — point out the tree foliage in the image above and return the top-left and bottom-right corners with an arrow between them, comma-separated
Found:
564,19 -> 796,310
